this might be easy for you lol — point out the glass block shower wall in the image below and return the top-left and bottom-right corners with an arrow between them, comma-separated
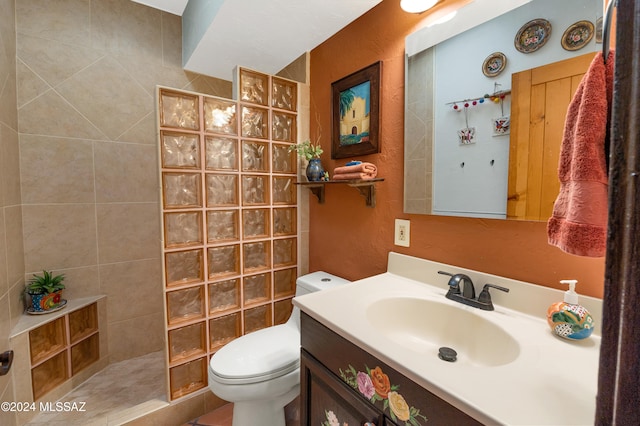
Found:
157,68 -> 299,400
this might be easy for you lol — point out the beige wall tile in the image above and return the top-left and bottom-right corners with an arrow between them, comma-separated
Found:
0,211 -> 7,297
91,0 -> 162,61
17,33 -> 104,89
20,135 -> 95,204
94,141 -> 159,203
8,279 -> 25,329
96,203 -> 161,264
0,68 -> 18,131
1,125 -> 20,206
23,203 -> 98,271
0,381 -> 16,426
16,0 -> 91,47
5,205 -> 24,287
99,259 -> 163,322
108,312 -> 164,362
0,294 -> 11,396
117,112 -> 158,145
161,12 -> 182,69
51,265 -> 100,300
56,56 -> 153,141
18,89 -> 105,139
15,59 -> 48,109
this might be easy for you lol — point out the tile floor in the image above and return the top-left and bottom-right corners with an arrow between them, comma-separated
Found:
25,351 -> 166,426
183,398 -> 300,426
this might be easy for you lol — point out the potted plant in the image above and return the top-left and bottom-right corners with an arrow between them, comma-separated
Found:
24,270 -> 66,313
289,140 -> 326,181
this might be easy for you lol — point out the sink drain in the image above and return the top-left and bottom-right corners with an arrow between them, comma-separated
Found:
438,346 -> 457,362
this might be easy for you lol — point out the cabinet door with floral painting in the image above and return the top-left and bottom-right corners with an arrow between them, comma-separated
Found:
301,350 -> 384,426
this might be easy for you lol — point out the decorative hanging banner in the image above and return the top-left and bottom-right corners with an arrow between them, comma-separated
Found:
458,127 -> 476,144
492,116 -> 511,136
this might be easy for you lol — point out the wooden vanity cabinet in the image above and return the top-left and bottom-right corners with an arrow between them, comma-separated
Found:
300,313 -> 482,426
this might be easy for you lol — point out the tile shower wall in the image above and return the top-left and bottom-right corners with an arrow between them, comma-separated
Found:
158,68 -> 300,399
15,0 -> 231,364
1,0 -> 23,424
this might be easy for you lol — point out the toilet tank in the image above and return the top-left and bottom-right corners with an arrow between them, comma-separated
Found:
288,271 -> 350,329
295,271 -> 351,297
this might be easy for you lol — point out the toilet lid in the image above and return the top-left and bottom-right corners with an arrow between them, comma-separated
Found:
209,323 -> 300,384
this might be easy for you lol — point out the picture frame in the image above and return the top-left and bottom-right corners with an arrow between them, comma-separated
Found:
331,61 -> 381,159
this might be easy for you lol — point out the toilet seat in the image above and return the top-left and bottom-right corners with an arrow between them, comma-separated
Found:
209,323 -> 300,385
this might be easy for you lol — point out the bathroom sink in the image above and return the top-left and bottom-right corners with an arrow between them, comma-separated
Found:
366,297 -> 520,367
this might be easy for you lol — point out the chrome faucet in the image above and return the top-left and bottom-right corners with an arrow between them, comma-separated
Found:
438,271 -> 509,311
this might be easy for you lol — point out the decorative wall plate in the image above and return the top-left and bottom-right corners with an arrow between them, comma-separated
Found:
561,20 -> 595,51
515,19 -> 552,53
482,52 -> 507,77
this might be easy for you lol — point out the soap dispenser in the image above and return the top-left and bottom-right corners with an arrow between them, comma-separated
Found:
546,280 -> 594,340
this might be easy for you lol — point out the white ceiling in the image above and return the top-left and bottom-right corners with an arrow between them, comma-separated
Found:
132,0 -> 383,80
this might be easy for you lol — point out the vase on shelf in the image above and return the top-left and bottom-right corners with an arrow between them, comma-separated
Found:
306,158 -> 325,182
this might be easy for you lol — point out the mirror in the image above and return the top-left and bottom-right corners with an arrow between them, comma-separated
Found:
404,0 -> 602,220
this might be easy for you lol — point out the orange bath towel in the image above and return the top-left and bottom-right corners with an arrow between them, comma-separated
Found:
547,51 -> 614,257
333,162 -> 378,181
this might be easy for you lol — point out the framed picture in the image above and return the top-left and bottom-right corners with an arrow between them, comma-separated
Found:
331,61 -> 381,159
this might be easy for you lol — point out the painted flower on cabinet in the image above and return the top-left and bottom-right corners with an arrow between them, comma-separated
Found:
322,410 -> 348,426
339,365 -> 427,425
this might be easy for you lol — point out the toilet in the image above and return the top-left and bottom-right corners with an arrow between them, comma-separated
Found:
208,271 -> 350,426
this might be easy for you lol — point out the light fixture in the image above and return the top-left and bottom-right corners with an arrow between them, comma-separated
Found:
400,0 -> 439,14
426,10 -> 457,27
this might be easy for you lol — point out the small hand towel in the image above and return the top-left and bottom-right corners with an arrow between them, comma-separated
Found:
333,162 -> 377,180
547,51 -> 614,257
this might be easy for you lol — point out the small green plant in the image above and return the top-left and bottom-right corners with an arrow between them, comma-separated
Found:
288,140 -> 323,161
25,270 -> 66,295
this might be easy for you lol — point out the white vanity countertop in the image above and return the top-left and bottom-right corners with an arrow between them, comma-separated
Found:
293,252 -> 601,426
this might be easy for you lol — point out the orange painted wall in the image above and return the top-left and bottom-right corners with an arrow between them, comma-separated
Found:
308,0 -> 605,298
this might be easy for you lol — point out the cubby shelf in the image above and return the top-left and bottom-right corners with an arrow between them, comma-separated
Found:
297,178 -> 384,208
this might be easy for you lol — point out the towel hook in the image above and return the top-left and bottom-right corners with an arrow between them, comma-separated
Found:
603,0 -> 618,63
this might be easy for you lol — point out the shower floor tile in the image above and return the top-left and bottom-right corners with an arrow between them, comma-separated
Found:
25,351 -> 166,426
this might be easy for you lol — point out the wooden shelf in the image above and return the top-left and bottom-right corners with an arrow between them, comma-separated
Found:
297,178 -> 384,207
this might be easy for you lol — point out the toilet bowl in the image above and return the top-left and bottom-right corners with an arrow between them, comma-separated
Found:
208,271 -> 350,426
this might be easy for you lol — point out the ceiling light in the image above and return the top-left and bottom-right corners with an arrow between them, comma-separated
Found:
400,0 -> 439,14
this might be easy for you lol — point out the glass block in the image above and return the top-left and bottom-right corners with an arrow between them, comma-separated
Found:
71,333 -> 99,375
243,241 -> 270,272
274,267 -> 296,298
165,249 -> 203,287
241,140 -> 269,172
273,238 -> 296,267
206,173 -> 238,207
243,273 -> 271,306
167,286 -> 205,324
272,111 -> 296,142
162,172 -> 202,209
272,143 -> 296,174
241,106 -> 268,139
239,68 -> 268,106
208,244 -> 240,278
161,132 -> 200,169
169,322 -> 206,363
203,97 -> 237,135
164,211 -> 203,248
274,298 -> 293,325
169,357 -> 207,399
242,175 -> 269,205
205,136 -> 237,171
242,209 -> 269,239
160,90 -> 199,130
208,279 -> 240,314
272,77 -> 297,111
207,210 -> 238,243
244,304 -> 272,334
273,207 -> 296,236
209,312 -> 241,350
272,176 -> 296,205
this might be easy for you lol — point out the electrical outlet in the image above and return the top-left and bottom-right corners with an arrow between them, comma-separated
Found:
394,219 -> 410,247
